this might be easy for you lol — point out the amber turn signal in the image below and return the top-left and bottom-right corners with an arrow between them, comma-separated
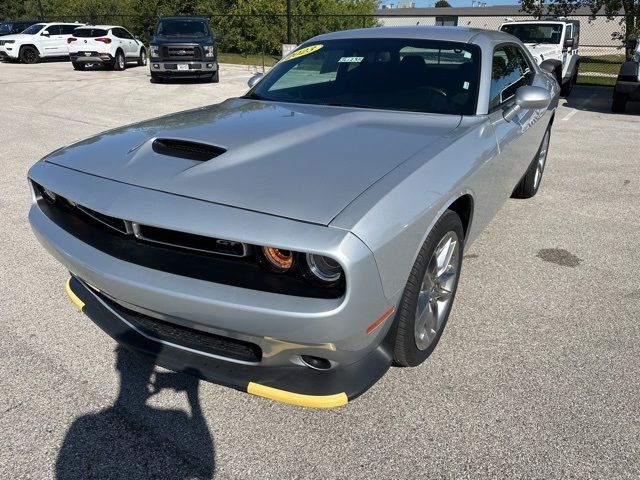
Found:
261,246 -> 294,272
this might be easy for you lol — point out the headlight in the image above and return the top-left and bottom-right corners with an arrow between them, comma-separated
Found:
260,246 -> 294,272
41,186 -> 57,203
150,45 -> 159,57
304,254 -> 343,285
204,45 -> 214,57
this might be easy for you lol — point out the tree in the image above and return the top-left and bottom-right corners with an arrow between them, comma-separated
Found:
519,0 -> 640,45
435,0 -> 452,7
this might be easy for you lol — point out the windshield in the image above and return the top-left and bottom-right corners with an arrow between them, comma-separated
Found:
157,20 -> 209,37
74,28 -> 108,37
21,23 -> 45,35
248,39 -> 480,115
501,24 -> 563,44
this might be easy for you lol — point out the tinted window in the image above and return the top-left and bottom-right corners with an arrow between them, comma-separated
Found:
490,45 -> 531,111
157,20 -> 209,37
22,24 -> 45,34
119,28 -> 134,39
250,38 -> 480,115
74,28 -> 108,37
500,23 -> 563,45
45,25 -> 62,35
60,25 -> 77,35
0,23 -> 11,34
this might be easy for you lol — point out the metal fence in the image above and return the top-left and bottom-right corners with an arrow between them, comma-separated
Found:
38,12 -> 637,84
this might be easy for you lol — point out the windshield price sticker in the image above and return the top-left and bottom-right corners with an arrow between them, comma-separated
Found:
338,56 -> 364,63
285,44 -> 323,61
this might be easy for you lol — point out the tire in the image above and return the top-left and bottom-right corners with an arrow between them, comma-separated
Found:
560,73 -> 575,97
512,124 -> 552,199
137,48 -> 147,67
19,45 -> 39,64
150,74 -> 163,84
210,70 -> 219,83
113,50 -> 125,71
612,90 -> 627,113
393,210 -> 464,367
72,62 -> 85,71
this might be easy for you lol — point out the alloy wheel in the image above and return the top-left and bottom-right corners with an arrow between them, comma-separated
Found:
414,231 -> 460,351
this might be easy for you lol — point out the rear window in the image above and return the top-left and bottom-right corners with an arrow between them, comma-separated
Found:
74,28 -> 108,38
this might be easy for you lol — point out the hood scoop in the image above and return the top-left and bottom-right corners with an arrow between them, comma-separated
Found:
152,138 -> 226,161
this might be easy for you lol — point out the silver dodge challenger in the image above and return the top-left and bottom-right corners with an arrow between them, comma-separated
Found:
28,27 -> 559,408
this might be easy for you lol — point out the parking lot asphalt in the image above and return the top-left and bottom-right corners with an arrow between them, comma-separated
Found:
1,60 -> 639,479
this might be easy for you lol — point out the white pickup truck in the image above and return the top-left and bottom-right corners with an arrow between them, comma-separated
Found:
500,19 -> 580,97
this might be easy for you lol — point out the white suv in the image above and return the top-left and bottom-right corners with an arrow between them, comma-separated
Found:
68,25 -> 147,71
0,22 -> 84,63
500,20 -> 581,97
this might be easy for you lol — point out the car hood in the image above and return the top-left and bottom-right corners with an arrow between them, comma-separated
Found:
151,35 -> 213,45
525,44 -> 562,58
0,33 -> 27,41
44,99 -> 461,225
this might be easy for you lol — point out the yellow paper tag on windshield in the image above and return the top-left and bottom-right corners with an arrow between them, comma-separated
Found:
285,44 -> 323,61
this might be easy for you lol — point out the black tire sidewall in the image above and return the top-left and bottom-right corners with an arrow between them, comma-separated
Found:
20,46 -> 38,64
393,210 -> 465,367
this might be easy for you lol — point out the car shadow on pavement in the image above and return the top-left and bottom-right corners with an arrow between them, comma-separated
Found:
562,85 -> 640,115
55,345 -> 215,480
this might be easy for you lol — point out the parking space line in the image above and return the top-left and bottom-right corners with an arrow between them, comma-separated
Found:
562,93 -> 597,121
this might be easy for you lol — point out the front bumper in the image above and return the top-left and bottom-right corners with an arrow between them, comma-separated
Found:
150,59 -> 217,78
0,47 -> 17,59
66,275 -> 393,407
28,161 -> 399,406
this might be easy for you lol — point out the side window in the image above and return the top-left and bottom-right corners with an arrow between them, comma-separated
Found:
60,25 -> 76,35
515,47 -> 534,85
489,45 -> 528,111
45,25 -> 62,35
121,29 -> 134,40
113,28 -> 125,38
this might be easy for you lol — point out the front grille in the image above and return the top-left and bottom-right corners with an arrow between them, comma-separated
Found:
77,205 -> 128,234
133,223 -> 246,257
162,45 -> 202,61
100,293 -> 262,362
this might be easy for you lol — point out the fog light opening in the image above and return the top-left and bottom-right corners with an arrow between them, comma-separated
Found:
300,355 -> 331,371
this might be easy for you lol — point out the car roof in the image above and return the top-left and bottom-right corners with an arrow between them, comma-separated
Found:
74,25 -> 121,29
310,26 -> 514,46
158,16 -> 208,20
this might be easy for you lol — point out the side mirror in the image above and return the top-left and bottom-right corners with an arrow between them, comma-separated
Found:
564,38 -> 574,48
503,86 -> 551,122
41,30 -> 50,36
539,59 -> 557,75
247,73 -> 264,88
627,38 -> 638,51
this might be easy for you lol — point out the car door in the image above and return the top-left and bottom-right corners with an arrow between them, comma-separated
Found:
112,28 -> 132,57
488,44 -> 547,198
120,28 -> 138,58
39,25 -> 63,56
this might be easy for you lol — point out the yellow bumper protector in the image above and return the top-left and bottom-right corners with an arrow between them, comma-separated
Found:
247,382 -> 348,409
65,278 -> 85,311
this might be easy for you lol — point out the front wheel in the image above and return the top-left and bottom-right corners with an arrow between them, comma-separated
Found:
72,62 -> 85,71
19,46 -> 39,64
612,90 -> 627,113
138,48 -> 147,67
209,70 -> 219,83
393,210 -> 464,367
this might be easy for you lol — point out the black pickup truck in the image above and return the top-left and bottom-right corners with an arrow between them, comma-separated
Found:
147,16 -> 219,83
